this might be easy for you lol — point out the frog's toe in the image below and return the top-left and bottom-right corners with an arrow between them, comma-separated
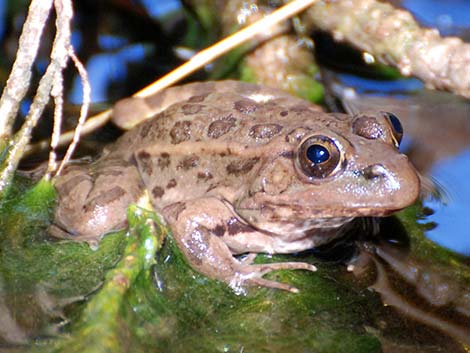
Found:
245,277 -> 300,293
232,261 -> 317,293
251,262 -> 317,274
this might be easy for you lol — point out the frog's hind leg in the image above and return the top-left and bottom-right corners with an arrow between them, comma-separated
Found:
162,197 -> 316,293
51,159 -> 145,243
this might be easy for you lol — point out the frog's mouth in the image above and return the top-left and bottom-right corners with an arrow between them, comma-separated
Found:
238,198 -> 405,221
237,201 -> 402,239
237,204 -> 354,237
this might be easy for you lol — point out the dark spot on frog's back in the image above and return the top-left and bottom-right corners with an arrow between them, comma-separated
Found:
137,151 -> 153,175
207,116 -> 236,139
178,156 -> 199,170
170,121 -> 192,144
152,186 -> 165,199
234,99 -> 258,114
166,178 -> 177,189
158,152 -> 170,169
182,104 -> 203,115
137,151 -> 151,160
226,157 -> 260,176
197,170 -> 213,181
249,124 -> 282,139
187,94 -> 208,103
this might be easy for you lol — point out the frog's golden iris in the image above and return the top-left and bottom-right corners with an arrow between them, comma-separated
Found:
298,135 -> 342,179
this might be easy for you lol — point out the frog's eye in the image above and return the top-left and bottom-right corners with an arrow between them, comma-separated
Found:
297,136 -> 342,179
383,112 -> 403,147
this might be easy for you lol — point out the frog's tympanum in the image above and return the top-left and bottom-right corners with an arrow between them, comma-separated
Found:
51,81 -> 420,292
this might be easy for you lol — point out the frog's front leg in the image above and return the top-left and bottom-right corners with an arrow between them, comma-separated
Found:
50,159 -> 145,244
162,197 -> 317,293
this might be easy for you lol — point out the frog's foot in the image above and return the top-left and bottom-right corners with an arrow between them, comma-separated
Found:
163,197 -> 317,293
230,261 -> 317,293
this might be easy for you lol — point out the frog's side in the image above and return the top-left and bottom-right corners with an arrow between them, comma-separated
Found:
51,81 -> 420,292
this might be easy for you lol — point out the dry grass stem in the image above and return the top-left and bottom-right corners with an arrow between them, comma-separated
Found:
55,49 -> 91,177
46,64 -> 65,179
0,0 -> 73,194
0,0 -> 53,138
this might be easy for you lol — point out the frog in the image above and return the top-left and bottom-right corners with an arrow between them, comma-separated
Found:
50,80 -> 420,293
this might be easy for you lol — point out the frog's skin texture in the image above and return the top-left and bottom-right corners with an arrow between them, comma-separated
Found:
51,81 -> 420,292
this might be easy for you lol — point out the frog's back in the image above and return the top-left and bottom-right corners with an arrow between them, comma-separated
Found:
110,82 -> 327,156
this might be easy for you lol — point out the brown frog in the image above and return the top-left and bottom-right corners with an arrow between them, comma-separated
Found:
51,81 -> 420,292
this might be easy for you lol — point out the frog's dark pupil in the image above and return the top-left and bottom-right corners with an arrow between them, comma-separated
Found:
306,144 -> 329,164
386,112 -> 403,135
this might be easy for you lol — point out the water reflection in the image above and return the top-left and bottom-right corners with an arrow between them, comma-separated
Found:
425,153 -> 470,255
328,80 -> 470,255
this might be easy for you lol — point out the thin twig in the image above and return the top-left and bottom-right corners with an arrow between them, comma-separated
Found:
46,62 -> 65,179
56,48 -> 91,177
0,0 -> 53,138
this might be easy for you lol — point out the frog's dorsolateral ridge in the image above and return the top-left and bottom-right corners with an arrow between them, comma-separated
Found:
51,81 -> 420,292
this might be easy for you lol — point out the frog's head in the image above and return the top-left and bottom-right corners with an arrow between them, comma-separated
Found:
236,112 -> 420,235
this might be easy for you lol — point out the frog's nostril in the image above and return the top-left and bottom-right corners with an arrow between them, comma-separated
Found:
363,164 -> 387,179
